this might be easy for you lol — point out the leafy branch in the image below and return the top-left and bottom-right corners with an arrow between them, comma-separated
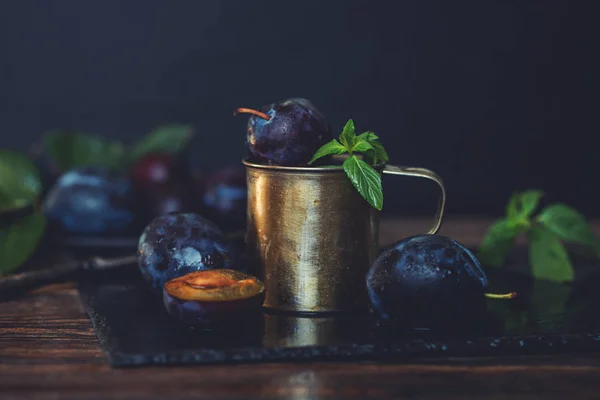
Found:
41,124 -> 194,172
478,190 -> 600,282
308,119 -> 389,210
1,124 -> 194,276
0,151 -> 46,276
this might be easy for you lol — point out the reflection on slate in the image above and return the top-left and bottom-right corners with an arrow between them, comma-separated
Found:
78,249 -> 600,367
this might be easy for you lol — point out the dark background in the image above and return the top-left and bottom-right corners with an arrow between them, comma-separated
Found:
1,0 -> 597,217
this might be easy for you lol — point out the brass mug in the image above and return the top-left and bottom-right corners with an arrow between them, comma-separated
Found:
243,159 -> 446,313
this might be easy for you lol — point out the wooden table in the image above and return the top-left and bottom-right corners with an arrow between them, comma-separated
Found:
2,217 -> 600,399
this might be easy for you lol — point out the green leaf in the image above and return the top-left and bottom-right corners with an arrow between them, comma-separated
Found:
0,213 -> 46,275
343,155 -> 383,210
357,131 -> 379,141
130,124 -> 194,162
369,140 -> 389,163
307,139 -> 348,164
42,131 -> 126,171
351,140 -> 374,153
537,203 -> 600,254
506,193 -> 519,220
506,190 -> 543,221
520,190 -> 544,217
529,225 -> 574,282
0,151 -> 42,211
478,219 -> 520,267
338,119 -> 356,150
356,131 -> 388,164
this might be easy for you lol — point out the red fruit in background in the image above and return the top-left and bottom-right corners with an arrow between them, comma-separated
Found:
129,153 -> 197,223
130,153 -> 190,189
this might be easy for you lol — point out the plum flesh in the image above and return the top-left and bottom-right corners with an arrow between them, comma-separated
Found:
163,269 -> 265,327
42,167 -> 136,235
137,213 -> 237,293
239,98 -> 332,166
366,234 -> 490,330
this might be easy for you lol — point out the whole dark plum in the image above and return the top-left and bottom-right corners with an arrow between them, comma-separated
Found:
199,166 -> 247,232
42,167 -> 136,235
137,213 -> 237,293
236,98 -> 332,166
366,234 -> 491,330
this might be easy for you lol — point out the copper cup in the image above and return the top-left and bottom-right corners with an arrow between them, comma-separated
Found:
243,159 -> 446,314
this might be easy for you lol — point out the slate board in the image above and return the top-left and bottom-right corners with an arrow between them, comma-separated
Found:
78,245 -> 600,368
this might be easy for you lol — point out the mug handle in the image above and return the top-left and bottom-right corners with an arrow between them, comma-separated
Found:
382,165 -> 446,234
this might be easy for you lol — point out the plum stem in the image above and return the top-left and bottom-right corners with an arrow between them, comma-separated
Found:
233,108 -> 271,121
484,292 -> 518,300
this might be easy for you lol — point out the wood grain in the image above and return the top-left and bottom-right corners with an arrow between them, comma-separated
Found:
2,218 -> 600,399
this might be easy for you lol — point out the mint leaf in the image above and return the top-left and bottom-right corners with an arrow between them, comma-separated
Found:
308,139 -> 348,165
357,131 -> 379,141
506,190 -> 543,221
356,131 -> 388,164
369,140 -> 389,163
506,193 -> 520,220
351,140 -> 374,153
130,124 -> 193,162
478,219 -> 520,267
43,131 -> 125,171
537,203 -> 600,254
0,213 -> 46,276
339,119 -> 356,150
520,190 -> 544,217
343,155 -> 383,210
0,151 -> 42,211
529,225 -> 574,282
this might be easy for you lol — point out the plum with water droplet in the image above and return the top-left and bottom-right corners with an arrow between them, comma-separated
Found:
366,234 -> 513,330
234,98 -> 332,166
137,212 -> 237,293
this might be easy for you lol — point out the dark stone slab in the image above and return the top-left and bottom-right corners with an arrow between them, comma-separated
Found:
78,246 -> 600,367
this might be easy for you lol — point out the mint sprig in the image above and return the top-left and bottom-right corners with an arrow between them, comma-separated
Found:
41,124 -> 194,172
129,124 -> 194,163
0,150 -> 46,276
0,151 -> 43,212
0,213 -> 46,276
478,190 -> 600,282
42,131 -> 126,172
308,119 -> 387,210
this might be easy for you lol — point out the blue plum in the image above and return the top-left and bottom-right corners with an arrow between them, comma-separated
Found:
42,167 -> 136,235
366,234 -> 490,330
199,166 -> 247,232
137,213 -> 237,293
235,98 -> 332,166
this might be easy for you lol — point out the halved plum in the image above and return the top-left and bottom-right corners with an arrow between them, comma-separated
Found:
163,269 -> 265,328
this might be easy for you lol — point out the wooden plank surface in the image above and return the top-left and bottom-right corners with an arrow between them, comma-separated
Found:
2,217 -> 600,400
